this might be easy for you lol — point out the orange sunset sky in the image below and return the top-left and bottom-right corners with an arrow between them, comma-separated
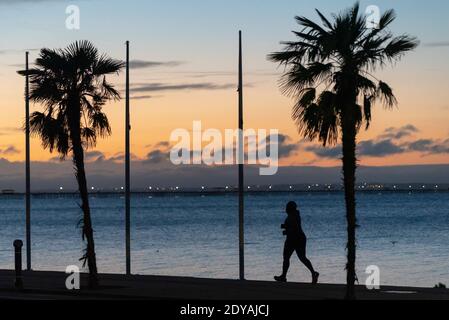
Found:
0,0 -> 448,170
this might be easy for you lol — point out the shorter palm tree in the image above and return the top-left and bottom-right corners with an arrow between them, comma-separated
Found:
19,41 -> 124,288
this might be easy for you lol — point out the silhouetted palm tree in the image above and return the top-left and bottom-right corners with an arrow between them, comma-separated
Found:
19,41 -> 124,288
269,3 -> 418,299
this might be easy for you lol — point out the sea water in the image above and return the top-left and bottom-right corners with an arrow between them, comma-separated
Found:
0,191 -> 448,288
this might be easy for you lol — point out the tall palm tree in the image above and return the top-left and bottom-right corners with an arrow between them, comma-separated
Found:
269,3 -> 418,299
19,41 -> 124,288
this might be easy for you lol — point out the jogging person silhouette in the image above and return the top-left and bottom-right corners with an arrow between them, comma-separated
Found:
275,201 -> 319,284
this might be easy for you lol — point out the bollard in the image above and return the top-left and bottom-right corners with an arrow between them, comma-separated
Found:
13,239 -> 23,289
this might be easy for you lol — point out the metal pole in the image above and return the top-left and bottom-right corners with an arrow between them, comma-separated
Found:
25,52 -> 31,271
125,41 -> 131,275
14,240 -> 23,289
238,31 -> 245,280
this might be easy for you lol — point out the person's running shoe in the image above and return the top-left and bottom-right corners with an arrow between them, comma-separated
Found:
312,272 -> 320,284
274,275 -> 287,282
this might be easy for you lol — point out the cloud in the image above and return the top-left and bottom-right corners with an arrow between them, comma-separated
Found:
407,139 -> 449,154
143,133 -> 298,167
278,142 -> 299,159
0,48 -> 39,54
49,155 -> 63,162
129,60 -> 184,69
130,82 -> 235,93
0,135 -> 447,191
0,145 -> 20,155
0,127 -> 22,135
304,125 -> 449,159
424,41 -> 449,47
304,145 -> 341,159
407,139 -> 434,152
130,95 -> 155,100
186,71 -> 234,78
307,139 -> 407,159
169,70 -> 279,79
8,62 -> 36,68
49,151 -> 142,163
358,140 -> 405,157
143,149 -> 171,164
154,141 -> 171,148
85,151 -> 105,162
108,153 -> 124,162
262,133 -> 300,159
378,125 -> 419,140
106,152 -> 140,162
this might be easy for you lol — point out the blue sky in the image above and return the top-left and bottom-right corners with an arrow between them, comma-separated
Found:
1,0 -> 449,68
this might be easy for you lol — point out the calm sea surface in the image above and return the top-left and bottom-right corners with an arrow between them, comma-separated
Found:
1,191 -> 448,287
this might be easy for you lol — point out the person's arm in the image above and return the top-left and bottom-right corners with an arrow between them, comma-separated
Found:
281,217 -> 288,235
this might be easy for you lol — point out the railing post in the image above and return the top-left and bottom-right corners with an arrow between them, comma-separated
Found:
13,240 -> 23,289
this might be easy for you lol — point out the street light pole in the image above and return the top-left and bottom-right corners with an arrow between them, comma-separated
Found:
125,41 -> 131,275
238,31 -> 245,281
25,51 -> 31,271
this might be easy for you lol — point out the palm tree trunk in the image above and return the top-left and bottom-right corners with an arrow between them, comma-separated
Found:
341,112 -> 357,300
69,106 -> 98,289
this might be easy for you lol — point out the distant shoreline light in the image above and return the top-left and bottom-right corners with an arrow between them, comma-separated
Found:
2,183 -> 448,195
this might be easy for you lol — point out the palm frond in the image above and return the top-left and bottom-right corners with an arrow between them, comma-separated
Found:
383,35 -> 419,61
377,81 -> 397,107
363,95 -> 372,129
269,2 -> 417,151
315,9 -> 334,30
91,111 -> 112,138
81,127 -> 97,148
93,54 -> 125,76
